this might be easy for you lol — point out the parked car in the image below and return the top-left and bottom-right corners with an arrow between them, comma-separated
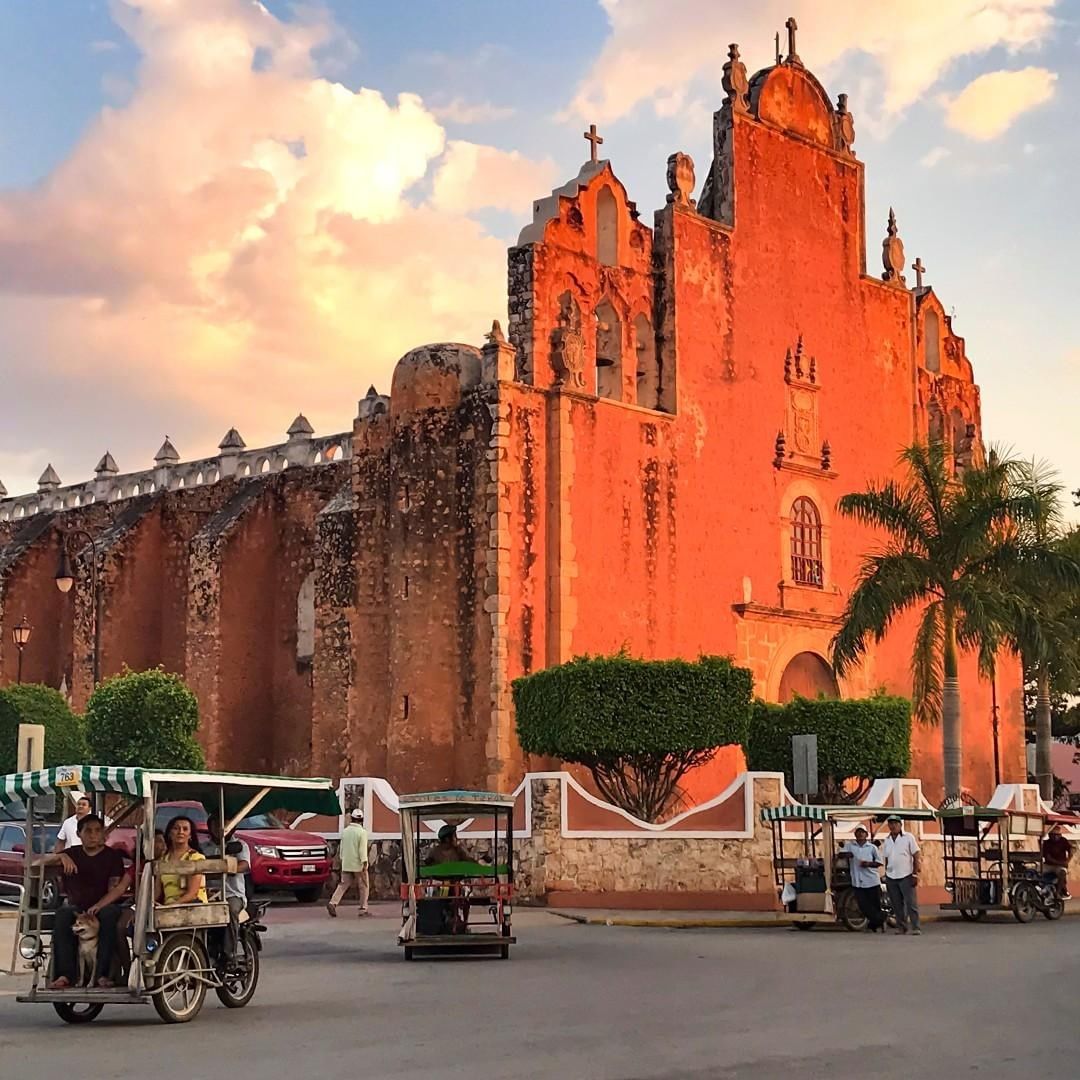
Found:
111,801 -> 331,903
0,821 -> 61,911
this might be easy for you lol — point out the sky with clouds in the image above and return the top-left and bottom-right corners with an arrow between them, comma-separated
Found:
0,0 -> 1076,513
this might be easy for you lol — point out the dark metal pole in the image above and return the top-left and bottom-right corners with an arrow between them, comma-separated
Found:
991,675 -> 1001,788
16,645 -> 24,685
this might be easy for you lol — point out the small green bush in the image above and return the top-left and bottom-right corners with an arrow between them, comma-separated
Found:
745,693 -> 912,802
0,684 -> 87,773
85,668 -> 204,770
514,653 -> 752,821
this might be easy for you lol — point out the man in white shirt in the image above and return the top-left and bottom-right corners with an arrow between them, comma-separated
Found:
843,825 -> 885,932
882,814 -> 922,935
55,796 -> 112,852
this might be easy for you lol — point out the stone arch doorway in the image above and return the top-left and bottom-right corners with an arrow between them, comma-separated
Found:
778,651 -> 840,703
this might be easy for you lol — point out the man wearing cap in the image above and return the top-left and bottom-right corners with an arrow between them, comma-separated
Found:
327,808 -> 370,918
883,814 -> 922,935
843,825 -> 885,932
1041,823 -> 1073,899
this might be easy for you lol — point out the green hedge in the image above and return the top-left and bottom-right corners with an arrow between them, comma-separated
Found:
0,684 -> 87,774
85,668 -> 205,770
514,653 -> 752,760
745,694 -> 911,800
513,653 -> 752,820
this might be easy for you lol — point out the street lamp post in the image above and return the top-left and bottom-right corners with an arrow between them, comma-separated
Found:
55,529 -> 100,687
11,615 -> 32,684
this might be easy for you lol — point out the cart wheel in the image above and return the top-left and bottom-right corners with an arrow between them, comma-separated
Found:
1012,883 -> 1037,924
838,890 -> 868,932
53,1002 -> 104,1024
153,935 -> 209,1023
499,944 -> 510,960
792,921 -> 815,931
1044,898 -> 1065,921
959,908 -> 986,922
404,946 -> 415,961
215,933 -> 260,1009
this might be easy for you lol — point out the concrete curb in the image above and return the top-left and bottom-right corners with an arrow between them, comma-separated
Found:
548,906 -> 1080,930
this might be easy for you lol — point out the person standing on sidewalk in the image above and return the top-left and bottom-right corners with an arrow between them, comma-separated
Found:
327,808 -> 370,918
883,814 -> 922,935
844,825 -> 885,932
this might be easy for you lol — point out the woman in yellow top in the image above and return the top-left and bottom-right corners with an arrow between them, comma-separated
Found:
159,815 -> 208,904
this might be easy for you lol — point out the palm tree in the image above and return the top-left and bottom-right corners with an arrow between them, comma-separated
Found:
831,442 -> 1078,802
999,465 -> 1080,799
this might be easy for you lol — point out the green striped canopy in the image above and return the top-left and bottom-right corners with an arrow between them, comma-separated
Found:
0,765 -> 341,817
761,804 -> 830,822
1,765 -> 144,804
761,804 -> 936,823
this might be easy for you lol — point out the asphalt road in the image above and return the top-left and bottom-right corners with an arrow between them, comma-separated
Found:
2,905 -> 1079,1079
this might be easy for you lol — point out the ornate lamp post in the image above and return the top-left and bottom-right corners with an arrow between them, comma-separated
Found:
55,530 -> 100,687
11,615 -> 32,684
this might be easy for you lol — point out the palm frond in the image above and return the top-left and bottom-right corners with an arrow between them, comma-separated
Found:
911,601 -> 943,726
837,481 -> 933,552
831,550 -> 937,676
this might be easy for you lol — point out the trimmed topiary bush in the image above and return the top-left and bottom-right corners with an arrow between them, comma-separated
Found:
513,652 -> 753,822
85,667 -> 205,770
0,684 -> 87,773
745,692 -> 912,802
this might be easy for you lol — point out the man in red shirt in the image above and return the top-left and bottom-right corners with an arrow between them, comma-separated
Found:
37,814 -> 131,988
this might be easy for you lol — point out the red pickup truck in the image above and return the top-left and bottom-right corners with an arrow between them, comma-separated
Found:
111,801 -> 331,903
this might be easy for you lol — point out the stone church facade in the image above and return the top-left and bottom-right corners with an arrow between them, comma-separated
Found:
0,35 -> 1023,800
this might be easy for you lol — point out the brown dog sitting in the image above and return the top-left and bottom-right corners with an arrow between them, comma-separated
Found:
72,912 -> 101,987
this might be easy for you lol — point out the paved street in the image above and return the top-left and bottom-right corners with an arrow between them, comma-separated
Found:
3,904 -> 1080,1079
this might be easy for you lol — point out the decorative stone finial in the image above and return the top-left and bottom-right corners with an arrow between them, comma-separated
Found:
287,413 -> 314,439
773,431 -> 786,469
484,319 -> 507,346
583,123 -> 604,164
911,257 -> 927,290
38,464 -> 61,491
219,428 -> 246,451
94,452 -> 119,477
154,437 -> 179,465
881,208 -> 907,287
835,93 -> 855,154
793,335 -> 805,379
665,152 -> 696,209
809,355 -> 817,384
0,478 -> 7,498
785,16 -> 801,66
821,440 -> 832,471
722,44 -> 749,113
482,318 -> 516,384
784,347 -> 793,382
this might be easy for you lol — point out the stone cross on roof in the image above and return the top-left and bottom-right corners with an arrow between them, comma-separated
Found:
785,16 -> 801,66
583,123 -> 604,164
912,257 -> 926,289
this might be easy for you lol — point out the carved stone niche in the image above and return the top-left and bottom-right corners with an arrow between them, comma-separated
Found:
779,337 -> 836,478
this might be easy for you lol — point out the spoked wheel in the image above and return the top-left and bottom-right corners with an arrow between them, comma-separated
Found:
215,934 -> 260,1009
838,889 -> 868,932
1044,897 -> 1065,921
153,935 -> 209,1024
1012,884 -> 1037,924
53,1002 -> 104,1024
959,908 -> 987,922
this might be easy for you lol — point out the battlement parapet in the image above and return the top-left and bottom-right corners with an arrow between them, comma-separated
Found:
0,414 -> 356,523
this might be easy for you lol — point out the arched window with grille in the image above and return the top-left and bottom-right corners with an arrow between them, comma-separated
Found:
790,497 -> 823,587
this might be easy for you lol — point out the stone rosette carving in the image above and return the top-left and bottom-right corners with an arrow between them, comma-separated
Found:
551,293 -> 586,389
665,151 -> 696,209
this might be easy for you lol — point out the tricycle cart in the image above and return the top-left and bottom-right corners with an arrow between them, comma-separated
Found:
4,764 -> 339,1023
938,806 -> 1063,924
762,803 -> 934,930
397,790 -> 515,960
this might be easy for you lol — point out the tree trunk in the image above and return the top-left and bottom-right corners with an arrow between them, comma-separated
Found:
942,610 -> 963,803
1035,663 -> 1054,802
